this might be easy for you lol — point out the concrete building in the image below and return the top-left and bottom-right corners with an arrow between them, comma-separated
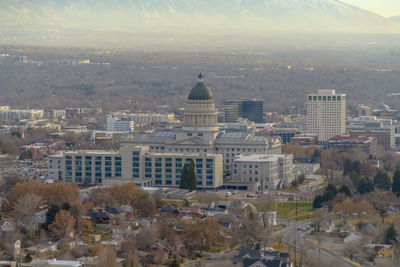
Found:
0,109 -> 44,121
122,74 -> 281,172
256,128 -> 300,144
357,104 -> 372,117
347,116 -> 396,149
106,115 -> 135,133
327,135 -> 375,153
231,154 -> 294,190
225,99 -> 264,123
48,150 -> 121,184
108,112 -> 175,126
307,89 -> 346,143
44,109 -> 66,122
48,145 -> 223,189
120,145 -> 223,189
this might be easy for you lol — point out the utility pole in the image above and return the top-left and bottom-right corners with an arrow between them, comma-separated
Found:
294,195 -> 298,266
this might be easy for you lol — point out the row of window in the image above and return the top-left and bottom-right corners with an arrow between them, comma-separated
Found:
308,95 -> 342,101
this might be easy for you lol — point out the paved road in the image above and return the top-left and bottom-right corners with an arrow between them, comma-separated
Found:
183,251 -> 237,267
277,222 -> 360,267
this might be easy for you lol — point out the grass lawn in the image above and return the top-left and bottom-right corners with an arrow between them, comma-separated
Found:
86,227 -> 107,234
280,187 -> 298,193
342,213 -> 400,226
277,201 -> 314,221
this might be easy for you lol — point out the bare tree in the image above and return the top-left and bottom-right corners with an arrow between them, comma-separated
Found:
97,246 -> 117,267
343,241 -> 360,261
257,195 -> 276,229
13,193 -> 42,235
367,191 -> 398,224
297,240 -> 312,267
49,210 -> 76,239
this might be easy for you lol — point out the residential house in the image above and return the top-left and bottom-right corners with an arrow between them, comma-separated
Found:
160,204 -> 179,213
234,249 -> 293,267
0,220 -> 15,232
180,207 -> 202,217
25,241 -> 58,254
206,207 -> 228,217
364,244 -> 394,258
35,209 -> 48,226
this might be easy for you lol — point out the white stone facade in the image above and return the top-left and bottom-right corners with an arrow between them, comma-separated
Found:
232,154 -> 294,190
306,89 -> 346,142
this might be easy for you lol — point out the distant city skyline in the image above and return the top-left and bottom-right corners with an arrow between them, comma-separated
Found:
343,0 -> 400,17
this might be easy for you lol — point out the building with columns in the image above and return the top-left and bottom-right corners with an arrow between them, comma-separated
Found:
122,74 -> 282,171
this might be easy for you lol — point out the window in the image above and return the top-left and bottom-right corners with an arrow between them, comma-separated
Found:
198,133 -> 203,136
187,133 -> 192,136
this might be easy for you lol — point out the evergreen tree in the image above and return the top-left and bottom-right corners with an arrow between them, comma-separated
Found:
313,195 -> 323,209
187,160 -> 197,192
352,160 -> 360,175
357,178 -> 375,195
179,164 -> 189,189
44,204 -> 60,230
385,224 -> 397,245
311,149 -> 321,163
338,185 -> 352,197
374,170 -> 391,191
349,171 -> 361,186
392,170 -> 400,197
343,159 -> 352,176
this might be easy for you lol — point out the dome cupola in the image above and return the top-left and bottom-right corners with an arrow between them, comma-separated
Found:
187,73 -> 214,101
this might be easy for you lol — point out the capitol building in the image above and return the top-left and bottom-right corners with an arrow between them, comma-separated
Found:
122,74 -> 282,172
49,75 -> 288,190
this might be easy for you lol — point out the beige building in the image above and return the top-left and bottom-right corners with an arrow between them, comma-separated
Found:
232,154 -> 294,190
0,109 -> 44,121
48,145 -> 223,189
120,145 -> 223,188
306,89 -> 346,142
122,74 -> 281,171
48,150 -> 121,184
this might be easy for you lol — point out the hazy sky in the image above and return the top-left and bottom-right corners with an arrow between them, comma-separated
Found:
343,0 -> 400,17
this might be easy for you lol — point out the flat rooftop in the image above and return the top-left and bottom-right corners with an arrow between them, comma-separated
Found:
234,154 -> 289,162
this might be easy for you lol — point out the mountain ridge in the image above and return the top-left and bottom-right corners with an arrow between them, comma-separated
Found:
1,0 -> 399,32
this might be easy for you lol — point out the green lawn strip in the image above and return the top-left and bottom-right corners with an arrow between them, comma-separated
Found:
277,201 -> 314,221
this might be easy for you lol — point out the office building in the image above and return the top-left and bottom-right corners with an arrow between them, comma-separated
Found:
231,154 -> 294,190
0,109 -> 44,121
327,135 -> 375,153
48,145 -> 223,189
347,116 -> 396,150
44,109 -> 66,122
357,104 -> 371,117
120,145 -> 223,189
306,89 -> 346,143
225,99 -> 264,123
106,115 -> 135,133
48,150 -> 122,185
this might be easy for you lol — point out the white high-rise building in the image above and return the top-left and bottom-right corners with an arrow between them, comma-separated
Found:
106,115 -> 135,133
306,89 -> 346,142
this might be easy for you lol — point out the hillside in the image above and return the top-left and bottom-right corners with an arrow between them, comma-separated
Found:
0,0 -> 398,33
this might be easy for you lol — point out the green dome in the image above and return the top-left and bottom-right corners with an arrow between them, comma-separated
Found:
188,74 -> 213,101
